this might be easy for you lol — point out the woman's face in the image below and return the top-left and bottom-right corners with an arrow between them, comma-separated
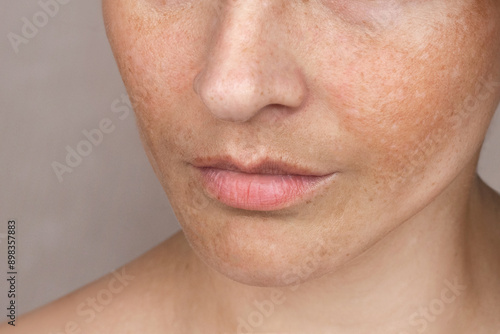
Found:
103,0 -> 500,286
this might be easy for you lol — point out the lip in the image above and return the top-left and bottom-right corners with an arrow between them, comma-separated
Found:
191,156 -> 336,211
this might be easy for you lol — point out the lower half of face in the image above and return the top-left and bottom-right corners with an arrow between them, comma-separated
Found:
103,0 -> 500,286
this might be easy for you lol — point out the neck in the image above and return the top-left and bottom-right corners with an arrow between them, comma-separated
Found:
197,160 -> 500,333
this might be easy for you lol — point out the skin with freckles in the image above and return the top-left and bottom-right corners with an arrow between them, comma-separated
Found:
99,0 -> 500,286
6,0 -> 500,333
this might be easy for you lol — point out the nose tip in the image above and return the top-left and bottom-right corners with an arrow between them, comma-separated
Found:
194,69 -> 259,122
194,59 -> 307,123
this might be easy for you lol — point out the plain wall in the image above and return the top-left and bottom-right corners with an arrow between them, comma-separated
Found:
1,0 -> 500,316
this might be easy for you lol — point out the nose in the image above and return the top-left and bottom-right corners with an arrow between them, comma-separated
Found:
193,2 -> 307,123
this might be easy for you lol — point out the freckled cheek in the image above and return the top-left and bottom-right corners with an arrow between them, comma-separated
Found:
115,28 -> 203,149
123,40 -> 195,111
332,67 -> 463,186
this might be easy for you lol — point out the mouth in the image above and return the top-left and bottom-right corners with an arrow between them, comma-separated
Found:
191,156 -> 337,211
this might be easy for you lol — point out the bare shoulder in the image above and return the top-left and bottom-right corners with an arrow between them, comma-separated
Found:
0,231 -> 195,334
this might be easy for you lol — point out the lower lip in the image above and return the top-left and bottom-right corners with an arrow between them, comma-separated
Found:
196,168 -> 335,211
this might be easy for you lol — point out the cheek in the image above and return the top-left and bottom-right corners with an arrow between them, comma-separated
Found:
347,60 -> 461,191
324,4 -> 499,192
106,2 -> 211,161
106,1 -> 209,116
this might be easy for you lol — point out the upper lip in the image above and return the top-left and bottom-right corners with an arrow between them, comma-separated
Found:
191,155 -> 331,176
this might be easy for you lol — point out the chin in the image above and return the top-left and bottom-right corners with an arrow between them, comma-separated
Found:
180,219 -> 345,287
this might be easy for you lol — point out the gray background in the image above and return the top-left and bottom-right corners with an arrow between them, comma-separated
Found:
1,0 -> 499,316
